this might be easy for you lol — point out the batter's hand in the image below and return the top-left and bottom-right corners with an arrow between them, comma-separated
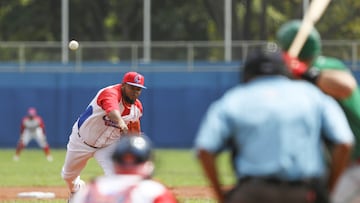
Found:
282,52 -> 308,78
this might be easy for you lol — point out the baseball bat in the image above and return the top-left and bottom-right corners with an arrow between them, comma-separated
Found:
288,0 -> 332,57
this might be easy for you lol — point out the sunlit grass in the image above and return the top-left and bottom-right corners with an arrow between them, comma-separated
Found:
0,148 -> 235,203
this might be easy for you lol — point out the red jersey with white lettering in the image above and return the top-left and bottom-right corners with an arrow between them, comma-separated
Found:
76,84 -> 143,148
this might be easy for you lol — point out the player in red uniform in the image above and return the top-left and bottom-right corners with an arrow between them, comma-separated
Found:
61,71 -> 146,202
13,107 -> 53,162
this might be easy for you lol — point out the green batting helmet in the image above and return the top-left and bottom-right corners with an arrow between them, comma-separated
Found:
276,20 -> 321,60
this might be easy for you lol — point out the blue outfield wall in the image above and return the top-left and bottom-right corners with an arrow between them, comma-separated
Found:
0,71 -> 241,149
1,70 -> 360,149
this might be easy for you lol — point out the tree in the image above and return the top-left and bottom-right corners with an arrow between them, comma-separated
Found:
1,0 -> 360,42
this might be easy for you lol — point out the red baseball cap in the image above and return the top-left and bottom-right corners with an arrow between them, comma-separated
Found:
122,72 -> 146,89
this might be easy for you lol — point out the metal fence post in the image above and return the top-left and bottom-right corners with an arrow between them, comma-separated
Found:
75,47 -> 82,72
19,45 -> 25,72
132,44 -> 138,70
352,42 -> 358,70
187,43 -> 194,72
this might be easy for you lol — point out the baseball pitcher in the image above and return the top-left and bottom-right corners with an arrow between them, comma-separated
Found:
61,72 -> 146,202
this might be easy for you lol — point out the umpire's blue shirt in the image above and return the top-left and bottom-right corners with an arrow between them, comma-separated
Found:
194,76 -> 354,181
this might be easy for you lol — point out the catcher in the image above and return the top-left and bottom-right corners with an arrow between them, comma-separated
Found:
72,134 -> 178,203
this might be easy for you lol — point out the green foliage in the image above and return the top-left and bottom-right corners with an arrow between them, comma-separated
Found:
1,1 -> 360,44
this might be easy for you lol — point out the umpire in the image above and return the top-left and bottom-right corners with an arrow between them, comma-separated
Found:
194,45 -> 354,203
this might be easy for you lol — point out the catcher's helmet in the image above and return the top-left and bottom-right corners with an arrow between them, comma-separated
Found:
112,134 -> 153,165
276,20 -> 321,60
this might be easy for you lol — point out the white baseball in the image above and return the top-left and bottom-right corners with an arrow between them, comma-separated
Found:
69,40 -> 79,50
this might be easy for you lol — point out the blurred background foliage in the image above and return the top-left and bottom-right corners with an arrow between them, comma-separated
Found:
0,0 -> 359,42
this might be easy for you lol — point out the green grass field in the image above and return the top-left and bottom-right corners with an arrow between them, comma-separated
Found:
0,148 -> 235,203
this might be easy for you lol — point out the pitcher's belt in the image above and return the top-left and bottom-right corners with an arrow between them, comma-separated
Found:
78,132 -> 99,149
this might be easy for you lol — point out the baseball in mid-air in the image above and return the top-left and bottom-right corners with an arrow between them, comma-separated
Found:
68,40 -> 79,50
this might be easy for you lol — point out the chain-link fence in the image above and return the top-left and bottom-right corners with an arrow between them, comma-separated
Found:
0,40 -> 359,72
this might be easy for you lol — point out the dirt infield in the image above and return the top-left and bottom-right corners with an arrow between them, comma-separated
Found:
0,186 -> 215,201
